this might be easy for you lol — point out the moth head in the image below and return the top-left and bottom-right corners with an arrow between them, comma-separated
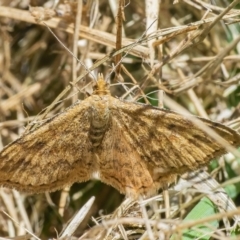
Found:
92,73 -> 110,95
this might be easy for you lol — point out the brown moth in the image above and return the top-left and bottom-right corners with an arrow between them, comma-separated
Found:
0,74 -> 240,198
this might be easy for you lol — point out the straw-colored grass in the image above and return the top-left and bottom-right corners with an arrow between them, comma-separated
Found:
0,0 -> 240,239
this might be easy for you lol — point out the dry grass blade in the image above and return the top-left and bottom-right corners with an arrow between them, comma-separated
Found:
114,0 -> 125,79
1,211 -> 40,240
59,196 -> 95,238
1,1 -> 240,239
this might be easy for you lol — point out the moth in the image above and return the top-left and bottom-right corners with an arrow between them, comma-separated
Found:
0,74 -> 240,197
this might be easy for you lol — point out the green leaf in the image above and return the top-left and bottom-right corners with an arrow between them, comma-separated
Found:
171,197 -> 219,240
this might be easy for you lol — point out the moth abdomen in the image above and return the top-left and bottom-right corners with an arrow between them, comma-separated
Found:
89,125 -> 108,147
